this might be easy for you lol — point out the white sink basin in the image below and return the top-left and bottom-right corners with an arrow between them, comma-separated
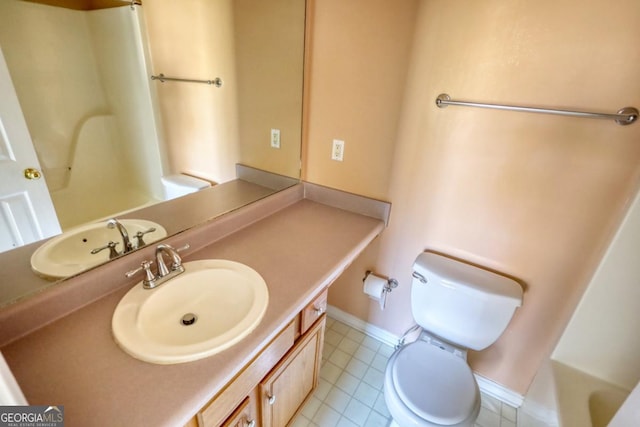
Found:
112,259 -> 269,364
31,219 -> 167,279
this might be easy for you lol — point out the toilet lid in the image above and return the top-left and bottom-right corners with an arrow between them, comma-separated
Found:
391,340 -> 477,425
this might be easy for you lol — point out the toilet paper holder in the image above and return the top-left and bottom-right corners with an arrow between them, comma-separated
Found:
363,270 -> 398,294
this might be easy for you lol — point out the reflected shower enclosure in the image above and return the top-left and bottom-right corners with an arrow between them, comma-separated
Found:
0,2 -> 166,230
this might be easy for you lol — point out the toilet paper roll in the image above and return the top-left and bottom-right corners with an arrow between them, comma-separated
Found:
363,273 -> 388,310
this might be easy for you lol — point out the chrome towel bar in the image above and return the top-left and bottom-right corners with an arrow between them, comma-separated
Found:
151,74 -> 223,88
436,93 -> 638,126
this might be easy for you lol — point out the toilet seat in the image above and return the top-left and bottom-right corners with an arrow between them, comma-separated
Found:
387,340 -> 479,425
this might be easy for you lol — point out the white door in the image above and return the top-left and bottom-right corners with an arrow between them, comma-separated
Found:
0,47 -> 60,253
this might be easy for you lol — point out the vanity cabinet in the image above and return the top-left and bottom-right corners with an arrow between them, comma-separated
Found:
260,316 -> 325,427
189,289 -> 328,427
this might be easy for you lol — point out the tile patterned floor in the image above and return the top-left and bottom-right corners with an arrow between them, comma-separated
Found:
291,316 -> 519,427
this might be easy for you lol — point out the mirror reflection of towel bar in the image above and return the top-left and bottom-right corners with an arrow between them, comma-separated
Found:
151,74 -> 223,88
436,93 -> 638,126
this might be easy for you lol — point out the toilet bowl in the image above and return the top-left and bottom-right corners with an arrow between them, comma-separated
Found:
384,252 -> 522,427
384,339 -> 480,427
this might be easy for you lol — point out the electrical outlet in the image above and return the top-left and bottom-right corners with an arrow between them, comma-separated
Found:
332,139 -> 344,161
270,129 -> 281,149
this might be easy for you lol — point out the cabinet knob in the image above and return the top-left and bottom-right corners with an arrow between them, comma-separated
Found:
267,393 -> 276,405
245,419 -> 256,427
313,305 -> 325,316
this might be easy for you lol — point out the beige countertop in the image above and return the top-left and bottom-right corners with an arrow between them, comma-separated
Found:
0,186 -> 387,426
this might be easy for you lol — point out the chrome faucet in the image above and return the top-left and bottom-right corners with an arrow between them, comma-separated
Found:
125,243 -> 190,289
155,244 -> 185,277
107,218 -> 134,254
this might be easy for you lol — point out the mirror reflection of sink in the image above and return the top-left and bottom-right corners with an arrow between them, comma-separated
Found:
30,219 -> 167,279
112,259 -> 269,364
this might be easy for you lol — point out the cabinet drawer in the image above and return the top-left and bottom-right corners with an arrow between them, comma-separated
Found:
300,289 -> 327,335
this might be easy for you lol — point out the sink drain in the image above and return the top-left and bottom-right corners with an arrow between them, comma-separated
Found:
181,313 -> 197,326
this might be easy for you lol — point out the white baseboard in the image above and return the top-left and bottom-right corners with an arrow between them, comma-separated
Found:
474,373 -> 524,408
326,304 -> 524,408
326,305 -> 400,348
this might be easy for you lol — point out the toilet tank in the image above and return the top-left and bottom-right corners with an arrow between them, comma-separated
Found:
411,252 -> 522,351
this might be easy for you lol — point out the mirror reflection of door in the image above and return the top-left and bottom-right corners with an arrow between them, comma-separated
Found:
0,47 -> 61,253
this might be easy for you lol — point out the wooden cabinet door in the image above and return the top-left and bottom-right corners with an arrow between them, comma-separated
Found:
260,316 -> 325,427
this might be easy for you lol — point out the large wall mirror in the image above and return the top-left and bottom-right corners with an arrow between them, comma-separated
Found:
0,0 -> 305,306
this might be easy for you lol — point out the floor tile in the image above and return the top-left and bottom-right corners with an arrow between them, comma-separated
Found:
345,357 -> 368,378
292,316 -> 519,427
329,348 -> 352,369
337,337 -> 360,355
343,398 -> 372,426
353,345 -> 376,364
301,395 -> 322,419
361,336 -> 382,352
313,403 -> 342,427
362,366 -> 385,390
331,321 -> 352,335
370,353 -> 388,372
335,371 -> 360,395
364,410 -> 390,427
320,361 -> 343,384
337,417 -> 359,427
353,382 -> 379,407
325,386 -> 351,413
377,343 -> 395,357
325,329 -> 344,347
372,392 -> 390,418
313,378 -> 332,401
502,404 -> 517,422
346,328 -> 366,343
476,405 -> 502,427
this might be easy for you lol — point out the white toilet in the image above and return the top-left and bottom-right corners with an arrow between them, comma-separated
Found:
384,252 -> 523,427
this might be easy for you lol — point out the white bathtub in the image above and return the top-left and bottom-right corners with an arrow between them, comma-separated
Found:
552,361 -> 629,427
518,360 -> 633,427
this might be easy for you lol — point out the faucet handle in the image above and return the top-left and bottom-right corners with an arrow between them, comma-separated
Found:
91,241 -> 120,259
171,244 -> 190,269
134,227 -> 156,248
174,243 -> 190,252
125,260 -> 157,288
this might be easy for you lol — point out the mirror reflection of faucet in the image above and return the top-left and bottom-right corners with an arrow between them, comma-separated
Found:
107,218 -> 134,254
91,219 -> 157,258
90,241 -> 120,259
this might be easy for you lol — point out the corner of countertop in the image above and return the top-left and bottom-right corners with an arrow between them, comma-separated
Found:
301,181 -> 391,226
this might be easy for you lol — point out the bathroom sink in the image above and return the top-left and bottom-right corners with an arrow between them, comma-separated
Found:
112,259 -> 269,364
30,219 -> 167,279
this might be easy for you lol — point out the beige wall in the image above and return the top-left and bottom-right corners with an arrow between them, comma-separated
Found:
303,0 -> 418,200
143,0 -> 240,184
234,0 -> 305,178
307,0 -> 640,394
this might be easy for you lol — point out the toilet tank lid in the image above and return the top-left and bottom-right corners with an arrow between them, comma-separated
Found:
414,252 -> 522,306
